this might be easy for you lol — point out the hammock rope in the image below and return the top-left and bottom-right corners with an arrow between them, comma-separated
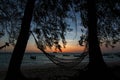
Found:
31,31 -> 88,68
0,42 -> 9,50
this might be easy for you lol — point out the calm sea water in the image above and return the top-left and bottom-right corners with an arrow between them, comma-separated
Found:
0,52 -> 120,68
0,53 -> 52,67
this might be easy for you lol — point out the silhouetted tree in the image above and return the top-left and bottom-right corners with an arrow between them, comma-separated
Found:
0,0 -> 26,46
5,0 -> 35,80
79,0 -> 120,47
76,0 -> 120,79
97,0 -> 120,48
32,0 -> 74,51
70,1 -> 106,80
87,0 -> 106,69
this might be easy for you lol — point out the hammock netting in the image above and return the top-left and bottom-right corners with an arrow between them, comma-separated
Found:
31,31 -> 88,68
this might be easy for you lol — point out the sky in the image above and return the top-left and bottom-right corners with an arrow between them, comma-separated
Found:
0,9 -> 120,54
0,16 -> 120,53
0,13 -> 87,53
25,32 -> 120,53
0,26 -> 84,53
0,24 -> 120,54
25,29 -> 85,53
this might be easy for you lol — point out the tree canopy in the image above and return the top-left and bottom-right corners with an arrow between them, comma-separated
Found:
78,0 -> 120,48
0,0 -> 26,45
0,0 -> 77,52
0,0 -> 120,51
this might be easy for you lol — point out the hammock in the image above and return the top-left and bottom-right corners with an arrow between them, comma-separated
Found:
0,42 -> 9,49
31,31 -> 88,68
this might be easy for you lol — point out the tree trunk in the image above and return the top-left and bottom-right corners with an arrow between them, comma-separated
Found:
87,0 -> 106,69
85,0 -> 117,79
5,0 -> 35,80
73,1 -> 116,80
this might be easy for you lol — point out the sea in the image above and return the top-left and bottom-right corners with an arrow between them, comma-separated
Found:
0,52 -> 120,69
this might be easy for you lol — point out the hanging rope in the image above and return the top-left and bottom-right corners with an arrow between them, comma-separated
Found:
30,31 -> 88,68
0,42 -> 9,49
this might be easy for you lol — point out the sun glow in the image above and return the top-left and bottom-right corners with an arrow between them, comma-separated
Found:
25,36 -> 85,53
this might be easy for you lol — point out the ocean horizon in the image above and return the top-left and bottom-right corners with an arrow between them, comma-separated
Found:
0,52 -> 120,69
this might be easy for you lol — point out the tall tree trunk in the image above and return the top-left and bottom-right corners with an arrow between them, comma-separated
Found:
85,0 -> 112,79
73,1 -> 116,80
87,0 -> 106,69
82,1 -> 117,80
5,0 -> 35,80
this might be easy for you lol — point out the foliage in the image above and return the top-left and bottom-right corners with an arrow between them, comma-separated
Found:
0,0 -> 27,45
0,0 -> 120,50
0,0 -> 76,51
32,0 -> 76,51
77,0 -> 120,48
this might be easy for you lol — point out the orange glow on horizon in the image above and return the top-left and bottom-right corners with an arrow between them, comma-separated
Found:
25,37 -> 85,53
25,41 -> 85,53
1,35 -> 119,53
61,45 -> 85,53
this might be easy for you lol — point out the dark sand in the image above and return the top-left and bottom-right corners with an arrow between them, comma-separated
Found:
0,62 -> 120,80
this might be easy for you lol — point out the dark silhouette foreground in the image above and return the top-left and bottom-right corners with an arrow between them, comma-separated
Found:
18,64 -> 120,80
5,0 -> 36,80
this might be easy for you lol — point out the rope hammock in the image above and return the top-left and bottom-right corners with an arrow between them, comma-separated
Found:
0,42 -> 9,50
31,31 -> 88,68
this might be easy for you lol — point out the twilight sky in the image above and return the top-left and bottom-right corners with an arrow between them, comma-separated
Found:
0,13 -> 120,53
0,24 -> 119,53
0,2 -> 119,53
0,27 -> 84,53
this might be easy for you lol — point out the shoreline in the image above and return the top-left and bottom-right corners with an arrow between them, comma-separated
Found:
0,62 -> 120,80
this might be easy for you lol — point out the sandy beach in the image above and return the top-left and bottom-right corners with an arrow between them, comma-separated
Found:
0,62 -> 120,80
21,62 -> 88,80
